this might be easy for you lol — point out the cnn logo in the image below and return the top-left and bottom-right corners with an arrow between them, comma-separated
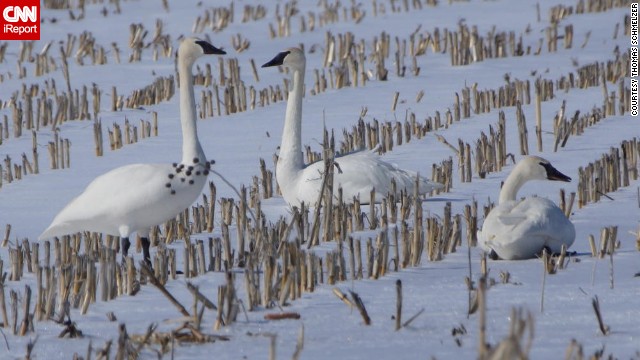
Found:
0,0 -> 40,40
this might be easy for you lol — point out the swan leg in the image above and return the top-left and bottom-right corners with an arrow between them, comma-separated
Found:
537,246 -> 553,258
488,249 -> 500,260
121,237 -> 131,259
141,237 -> 152,267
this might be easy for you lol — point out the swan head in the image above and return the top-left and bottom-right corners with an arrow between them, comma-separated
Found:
499,155 -> 571,203
178,37 -> 226,66
262,47 -> 305,70
519,156 -> 571,182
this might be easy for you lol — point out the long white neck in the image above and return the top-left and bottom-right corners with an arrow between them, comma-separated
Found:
499,165 -> 528,203
278,65 -> 305,174
179,58 -> 205,164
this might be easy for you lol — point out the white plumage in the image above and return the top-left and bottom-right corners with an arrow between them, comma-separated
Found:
262,48 -> 443,207
478,156 -> 576,260
39,38 -> 226,264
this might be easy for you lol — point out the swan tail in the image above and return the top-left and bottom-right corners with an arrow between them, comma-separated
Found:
418,176 -> 445,193
398,171 -> 444,195
39,222 -> 75,240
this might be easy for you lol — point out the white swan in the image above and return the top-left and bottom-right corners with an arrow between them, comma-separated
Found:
39,38 -> 226,265
478,156 -> 576,260
262,48 -> 443,207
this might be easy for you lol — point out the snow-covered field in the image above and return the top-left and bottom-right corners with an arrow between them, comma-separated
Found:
0,0 -> 638,359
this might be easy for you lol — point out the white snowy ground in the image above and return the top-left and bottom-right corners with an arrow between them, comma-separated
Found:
0,0 -> 638,359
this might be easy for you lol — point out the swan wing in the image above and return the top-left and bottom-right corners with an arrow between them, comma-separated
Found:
40,163 -> 207,238
289,149 -> 441,205
479,197 -> 575,260
331,149 -> 442,201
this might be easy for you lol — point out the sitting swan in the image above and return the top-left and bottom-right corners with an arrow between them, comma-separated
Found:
262,48 -> 443,207
39,38 -> 226,265
478,156 -> 576,260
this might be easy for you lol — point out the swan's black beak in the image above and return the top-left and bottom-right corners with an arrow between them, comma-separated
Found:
196,41 -> 226,55
541,162 -> 571,182
262,51 -> 290,67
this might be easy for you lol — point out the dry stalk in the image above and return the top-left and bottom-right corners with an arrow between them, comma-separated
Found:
211,170 -> 257,224
186,282 -> 217,310
395,279 -> 402,330
477,276 -> 488,358
534,80 -> 542,152
24,336 -> 37,360
129,323 -> 228,355
541,249 -> 547,313
609,235 -> 614,290
349,290 -> 371,325
588,234 -> 597,257
18,285 -> 31,336
486,307 -> 534,359
0,267 -> 7,322
435,134 -> 459,154
132,323 -> 157,355
139,262 -> 189,317
332,288 -> 354,307
292,324 -> 305,360
95,339 -> 113,359
263,312 -> 301,320
115,323 -> 137,360
1,224 -> 11,247
57,317 -> 83,338
402,308 -> 425,328
591,296 -> 609,335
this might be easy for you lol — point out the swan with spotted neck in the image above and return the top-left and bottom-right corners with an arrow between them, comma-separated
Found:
262,48 -> 443,207
478,156 -> 576,260
39,38 -> 226,265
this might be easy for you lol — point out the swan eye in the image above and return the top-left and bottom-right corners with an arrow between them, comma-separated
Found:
539,162 -> 553,172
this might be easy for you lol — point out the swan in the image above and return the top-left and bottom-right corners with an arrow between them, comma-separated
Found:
478,156 -> 576,260
39,38 -> 226,265
262,48 -> 443,207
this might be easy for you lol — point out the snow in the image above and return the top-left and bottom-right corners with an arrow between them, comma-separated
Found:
0,0 -> 638,359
